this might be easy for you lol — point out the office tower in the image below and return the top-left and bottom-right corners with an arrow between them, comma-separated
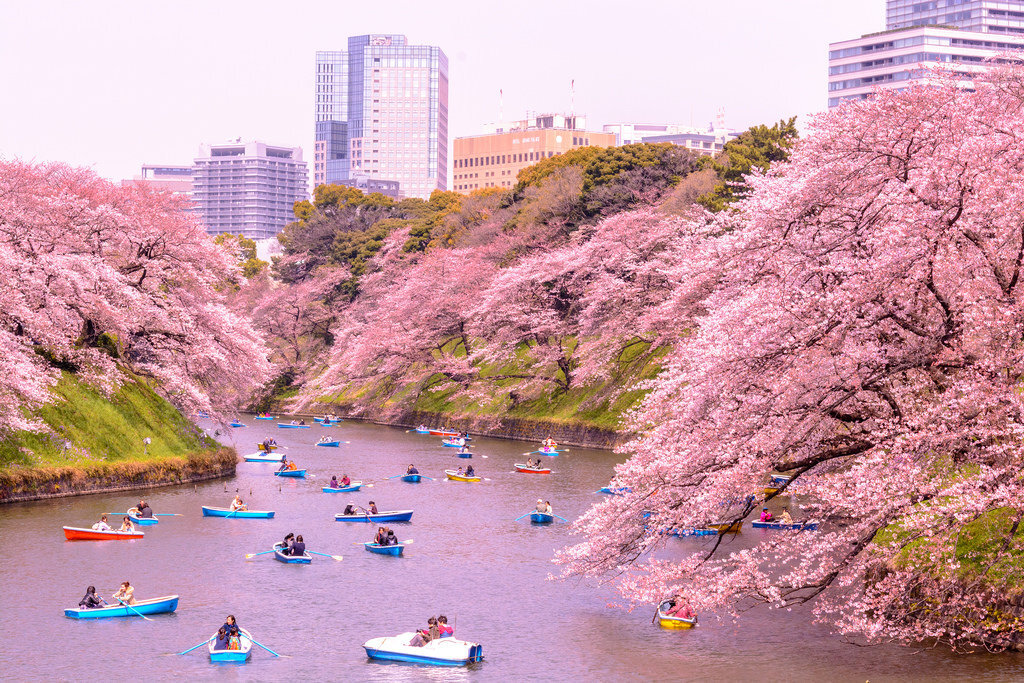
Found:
828,1 -> 1024,107
192,141 -> 308,240
315,35 -> 448,199
453,114 -> 615,193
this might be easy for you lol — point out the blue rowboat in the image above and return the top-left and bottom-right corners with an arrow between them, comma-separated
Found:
669,528 -> 718,537
244,452 -> 284,463
315,441 -> 340,447
229,422 -> 246,428
274,469 -> 307,478
597,486 -> 632,495
277,424 -> 311,429
752,520 -> 818,531
364,542 -> 405,556
208,628 -> 254,663
530,513 -> 554,524
322,482 -> 363,493
273,542 -> 312,563
253,416 -> 275,420
364,634 -> 483,666
414,428 -> 430,434
127,509 -> 158,526
335,510 -> 414,523
456,452 -> 473,459
401,474 -> 422,483
201,506 -> 275,519
65,595 -> 179,618
533,448 -> 561,457
442,438 -> 467,448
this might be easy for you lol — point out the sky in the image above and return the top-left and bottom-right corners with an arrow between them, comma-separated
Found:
0,0 -> 880,183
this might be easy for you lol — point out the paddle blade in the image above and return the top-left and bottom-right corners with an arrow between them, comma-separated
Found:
332,555 -> 344,561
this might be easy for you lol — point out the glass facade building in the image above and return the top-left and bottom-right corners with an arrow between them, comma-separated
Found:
315,35 -> 448,199
192,141 -> 308,240
886,0 -> 1024,33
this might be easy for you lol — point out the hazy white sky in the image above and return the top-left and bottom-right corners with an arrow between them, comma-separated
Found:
0,0 -> 879,182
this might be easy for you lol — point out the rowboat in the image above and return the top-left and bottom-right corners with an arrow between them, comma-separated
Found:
445,470 -> 481,482
752,520 -> 818,530
657,601 -> 697,629
313,417 -> 341,425
597,486 -> 631,495
274,469 -> 307,478
764,474 -> 794,495
335,510 -> 414,523
401,474 -> 422,483
414,427 -> 431,434
428,429 -> 460,437
533,447 -> 562,456
208,628 -> 254,663
442,438 -> 468,448
315,440 -> 341,447
530,513 -> 554,524
277,424 -> 310,429
514,463 -> 551,474
255,443 -> 279,450
65,595 -> 179,618
253,416 -> 276,420
127,509 -> 158,525
456,452 -> 473,459
228,421 -> 246,428
322,482 -> 363,493
708,520 -> 743,533
63,526 -> 144,541
201,506 -> 275,519
273,541 -> 312,563
364,633 -> 483,666
364,542 -> 405,556
669,528 -> 718,537
244,451 -> 285,463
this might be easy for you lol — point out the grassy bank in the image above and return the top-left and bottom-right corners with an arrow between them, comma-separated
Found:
0,370 -> 233,502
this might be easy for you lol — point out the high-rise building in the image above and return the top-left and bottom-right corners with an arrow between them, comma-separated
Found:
453,114 -> 615,193
315,35 -> 448,199
121,164 -> 193,196
192,141 -> 308,240
829,1 -> 1024,108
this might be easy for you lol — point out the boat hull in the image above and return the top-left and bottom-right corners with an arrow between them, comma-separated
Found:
401,474 -> 422,483
442,439 -> 467,448
273,542 -> 312,563
65,595 -> 179,618
657,605 -> 697,629
752,521 -> 818,530
669,528 -> 718,537
322,483 -> 363,493
445,470 -> 481,482
228,422 -> 246,428
208,629 -> 253,662
315,441 -> 340,447
708,521 -> 743,533
127,511 -> 158,525
63,526 -> 144,541
530,513 -> 554,524
201,506 -> 275,519
335,510 -> 414,523
414,429 -> 430,434
277,424 -> 311,429
514,464 -> 551,474
597,486 -> 631,495
274,469 -> 307,478
253,416 -> 275,420
534,448 -> 561,457
244,452 -> 285,463
456,453 -> 473,459
364,542 -> 405,556
255,443 -> 279,450
428,430 -> 460,437
363,634 -> 483,666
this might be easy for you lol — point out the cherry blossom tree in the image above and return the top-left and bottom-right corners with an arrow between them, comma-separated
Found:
0,160 -> 270,430
559,66 -> 1024,649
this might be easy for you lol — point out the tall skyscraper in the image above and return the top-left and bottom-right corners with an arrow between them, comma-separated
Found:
828,1 -> 1024,108
192,141 -> 308,240
315,35 -> 448,199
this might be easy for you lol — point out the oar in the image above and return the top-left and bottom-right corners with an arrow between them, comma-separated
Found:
307,550 -> 344,561
514,512 -> 533,521
245,549 -> 276,560
118,598 -> 153,621
420,475 -> 435,481
386,474 -> 404,480
553,514 -> 569,522
153,513 -> 181,517
177,637 -> 213,655
247,635 -> 281,657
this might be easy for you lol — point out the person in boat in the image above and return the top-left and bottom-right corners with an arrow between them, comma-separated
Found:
418,424 -> 428,431
780,508 -> 793,524
287,460 -> 298,471
289,419 -> 298,425
213,627 -> 229,650
230,495 -> 247,512
282,532 -> 294,552
228,626 -> 241,650
112,580 -> 135,605
406,464 -> 419,475
79,586 -> 106,609
760,507 -> 773,523
343,503 -> 357,516
277,460 -> 288,472
289,534 -> 306,556
667,595 -> 695,619
329,475 -> 340,488
456,466 -> 464,476
535,499 -> 547,513
92,514 -> 112,531
260,438 -> 272,452
410,616 -> 440,647
118,516 -> 135,533
299,419 -> 306,426
458,445 -> 471,454
438,615 -> 453,637
466,464 -> 475,477
368,501 -> 379,514
544,501 -> 553,514
319,435 -> 330,443
374,526 -> 387,545
340,474 -> 351,486
542,436 -> 557,448
135,500 -> 153,518
221,614 -> 240,638
385,529 -> 398,546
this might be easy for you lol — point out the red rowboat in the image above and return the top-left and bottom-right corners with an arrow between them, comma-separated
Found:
429,429 -> 460,437
514,463 -> 552,474
63,526 -> 144,541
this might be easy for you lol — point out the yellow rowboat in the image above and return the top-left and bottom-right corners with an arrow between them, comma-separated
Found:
444,469 -> 482,482
708,520 -> 743,533
657,602 -> 697,629
764,486 -> 780,495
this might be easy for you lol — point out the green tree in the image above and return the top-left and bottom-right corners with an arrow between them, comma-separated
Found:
214,233 -> 267,278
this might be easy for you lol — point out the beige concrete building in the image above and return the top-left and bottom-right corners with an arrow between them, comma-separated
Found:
453,114 -> 615,192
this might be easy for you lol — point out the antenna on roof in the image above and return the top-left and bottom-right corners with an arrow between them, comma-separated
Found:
570,79 -> 575,118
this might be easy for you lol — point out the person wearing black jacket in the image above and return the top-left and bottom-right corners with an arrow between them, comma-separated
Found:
79,586 -> 105,608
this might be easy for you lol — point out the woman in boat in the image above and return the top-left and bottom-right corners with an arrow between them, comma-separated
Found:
230,495 -> 247,512
418,424 -> 428,431
542,436 -> 556,448
340,474 -> 351,486
368,501 -> 379,514
406,464 -> 419,475
221,614 -> 240,637
760,507 -> 773,523
466,464 -> 475,477
92,514 -> 111,531
780,508 -> 793,524
228,626 -> 241,650
385,529 -> 398,546
299,419 -> 306,426
329,475 -> 340,488
374,526 -> 387,545
410,617 -> 440,647
213,627 -> 229,650
289,535 -> 306,557
118,516 -> 135,533
668,595 -> 695,619
343,503 -> 357,516
79,586 -> 106,609
135,500 -> 153,518
112,581 -> 135,605
438,615 -> 453,637
282,532 -> 294,552
544,501 -> 553,514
